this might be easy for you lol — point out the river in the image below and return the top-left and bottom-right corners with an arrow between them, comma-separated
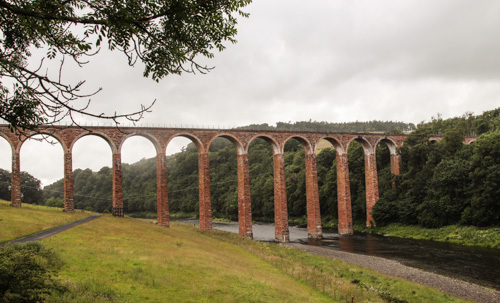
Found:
178,219 -> 500,290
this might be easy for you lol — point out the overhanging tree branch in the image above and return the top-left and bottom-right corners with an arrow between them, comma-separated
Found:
0,0 -> 251,134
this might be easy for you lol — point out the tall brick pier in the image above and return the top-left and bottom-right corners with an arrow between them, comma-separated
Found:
0,125 -> 410,241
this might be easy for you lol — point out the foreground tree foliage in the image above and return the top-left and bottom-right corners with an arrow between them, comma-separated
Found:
0,0 -> 251,132
0,242 -> 64,302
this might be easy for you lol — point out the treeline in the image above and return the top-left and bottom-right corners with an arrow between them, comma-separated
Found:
238,120 -> 415,133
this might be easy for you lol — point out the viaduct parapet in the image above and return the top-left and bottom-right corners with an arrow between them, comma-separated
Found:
0,125 -> 412,241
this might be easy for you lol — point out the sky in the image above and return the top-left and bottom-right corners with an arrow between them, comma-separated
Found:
2,0 -> 500,186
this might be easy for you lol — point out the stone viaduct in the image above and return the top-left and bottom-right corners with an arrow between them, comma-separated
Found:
0,125 -> 463,242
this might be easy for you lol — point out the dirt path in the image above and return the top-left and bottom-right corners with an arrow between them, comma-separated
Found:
284,243 -> 500,303
0,215 -> 101,247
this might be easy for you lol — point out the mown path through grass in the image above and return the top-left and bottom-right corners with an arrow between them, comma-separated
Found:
0,200 -> 93,242
0,215 -> 101,247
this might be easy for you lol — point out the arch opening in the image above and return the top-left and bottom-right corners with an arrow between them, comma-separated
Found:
69,135 -> 113,212
208,137 -> 238,221
0,136 -> 12,202
20,135 -> 63,205
248,137 -> 275,237
283,138 -> 308,240
315,138 -> 339,229
166,136 -> 200,219
375,140 -> 396,203
121,136 -> 157,218
347,139 -> 368,225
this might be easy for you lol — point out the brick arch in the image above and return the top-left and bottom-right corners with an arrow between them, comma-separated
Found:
316,136 -> 345,154
119,133 -> 161,155
347,135 -> 374,154
17,132 -> 67,154
375,137 -> 397,154
283,135 -> 313,155
465,137 -> 477,145
70,132 -> 117,154
207,133 -> 245,155
165,133 -> 203,154
245,135 -> 280,154
0,131 -> 14,154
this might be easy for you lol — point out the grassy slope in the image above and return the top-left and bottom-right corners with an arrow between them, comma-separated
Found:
39,215 -> 469,303
0,200 -> 91,242
43,216 -> 334,303
358,223 -> 500,249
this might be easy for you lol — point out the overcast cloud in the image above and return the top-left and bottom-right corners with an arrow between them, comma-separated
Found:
2,0 -> 500,186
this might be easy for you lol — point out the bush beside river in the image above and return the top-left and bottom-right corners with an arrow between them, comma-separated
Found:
358,224 -> 500,249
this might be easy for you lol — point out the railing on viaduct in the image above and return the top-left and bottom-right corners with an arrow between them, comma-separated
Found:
0,124 -> 476,242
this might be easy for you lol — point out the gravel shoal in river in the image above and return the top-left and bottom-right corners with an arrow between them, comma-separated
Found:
284,243 -> 500,303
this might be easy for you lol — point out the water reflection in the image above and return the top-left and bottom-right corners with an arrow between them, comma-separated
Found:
177,219 -> 500,290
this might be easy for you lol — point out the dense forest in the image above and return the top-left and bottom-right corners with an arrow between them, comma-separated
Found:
9,110 -> 500,228
373,108 -> 500,227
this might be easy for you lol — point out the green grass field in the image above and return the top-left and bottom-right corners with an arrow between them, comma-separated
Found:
0,200 -> 91,242
1,203 -> 470,302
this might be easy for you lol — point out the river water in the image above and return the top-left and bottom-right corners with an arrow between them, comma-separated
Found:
178,219 -> 500,290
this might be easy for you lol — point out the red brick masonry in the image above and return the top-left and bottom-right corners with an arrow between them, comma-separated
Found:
2,125 -> 468,242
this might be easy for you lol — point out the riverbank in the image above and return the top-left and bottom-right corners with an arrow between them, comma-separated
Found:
357,223 -> 500,249
285,243 -> 500,303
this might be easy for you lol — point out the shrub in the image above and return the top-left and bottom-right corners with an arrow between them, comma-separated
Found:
0,242 -> 64,302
